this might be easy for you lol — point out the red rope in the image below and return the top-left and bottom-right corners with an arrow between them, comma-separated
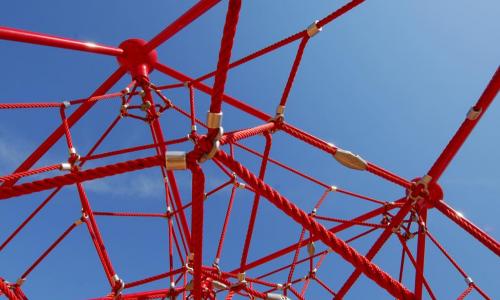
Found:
279,37 -> 309,107
215,151 -> 414,300
0,155 -> 163,200
0,279 -> 18,300
210,0 -> 241,114
189,163 -> 205,300
435,200 -> 500,256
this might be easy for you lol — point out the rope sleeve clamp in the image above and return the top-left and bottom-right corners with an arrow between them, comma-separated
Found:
466,107 -> 482,120
306,20 -> 322,37
266,293 -> 291,300
333,148 -> 367,170
165,151 -> 187,170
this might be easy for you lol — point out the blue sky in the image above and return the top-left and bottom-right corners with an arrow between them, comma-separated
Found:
0,1 -> 499,299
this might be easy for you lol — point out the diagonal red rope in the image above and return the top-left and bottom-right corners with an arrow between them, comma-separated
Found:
215,150 -> 414,300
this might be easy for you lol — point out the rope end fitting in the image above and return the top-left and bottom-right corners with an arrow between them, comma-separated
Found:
306,20 -> 322,37
266,293 -> 291,300
165,151 -> 187,170
200,111 -> 224,163
333,148 -> 367,170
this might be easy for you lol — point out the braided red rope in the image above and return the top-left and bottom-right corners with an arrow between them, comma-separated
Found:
209,0 -> 241,114
0,155 -> 163,200
215,150 -> 414,300
189,163 -> 205,300
0,279 -> 18,300
435,200 -> 500,256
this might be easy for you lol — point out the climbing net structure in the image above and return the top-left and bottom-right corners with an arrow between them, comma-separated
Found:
0,1 -> 499,299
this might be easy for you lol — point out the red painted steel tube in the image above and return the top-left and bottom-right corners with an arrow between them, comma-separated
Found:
435,200 -> 500,256
334,201 -> 413,299
145,0 -> 221,52
0,26 -> 122,56
216,151 -> 414,299
2,67 -> 127,187
427,67 -> 500,181
0,155 -> 163,200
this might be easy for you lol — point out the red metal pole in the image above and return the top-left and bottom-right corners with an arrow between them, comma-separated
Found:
144,0 -> 221,52
0,26 -> 123,56
427,67 -> 500,181
2,67 -> 127,187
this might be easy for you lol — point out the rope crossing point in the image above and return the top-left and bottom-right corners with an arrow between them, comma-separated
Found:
0,1 -> 497,299
215,150 -> 415,300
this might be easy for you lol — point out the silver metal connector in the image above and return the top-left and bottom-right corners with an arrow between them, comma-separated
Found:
165,151 -> 187,170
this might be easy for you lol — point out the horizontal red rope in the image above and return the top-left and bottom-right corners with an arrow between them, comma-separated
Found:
0,155 -> 163,200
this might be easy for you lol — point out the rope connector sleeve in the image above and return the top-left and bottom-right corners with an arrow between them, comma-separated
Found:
207,111 -> 223,129
60,162 -> 72,171
266,293 -> 291,300
275,105 -> 286,118
465,276 -> 474,285
466,107 -> 482,120
333,148 -> 368,170
212,280 -> 228,290
306,20 -> 322,37
62,101 -> 71,108
165,151 -> 187,170
15,278 -> 25,287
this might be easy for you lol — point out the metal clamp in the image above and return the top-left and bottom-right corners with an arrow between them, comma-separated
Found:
307,242 -> 316,256
237,272 -> 246,284
199,127 -> 224,163
60,162 -> 72,171
207,111 -> 223,129
62,101 -> 71,108
212,280 -> 228,290
112,274 -> 125,296
165,151 -> 187,170
16,277 -> 26,287
266,293 -> 291,300
306,20 -> 322,37
465,276 -> 474,285
466,107 -> 482,120
333,148 -> 367,170
121,87 -> 131,95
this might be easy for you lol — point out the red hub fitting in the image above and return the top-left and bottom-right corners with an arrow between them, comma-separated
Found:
117,38 -> 158,81
407,177 -> 443,211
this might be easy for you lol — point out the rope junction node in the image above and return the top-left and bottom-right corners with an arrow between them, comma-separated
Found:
0,1 -> 498,300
